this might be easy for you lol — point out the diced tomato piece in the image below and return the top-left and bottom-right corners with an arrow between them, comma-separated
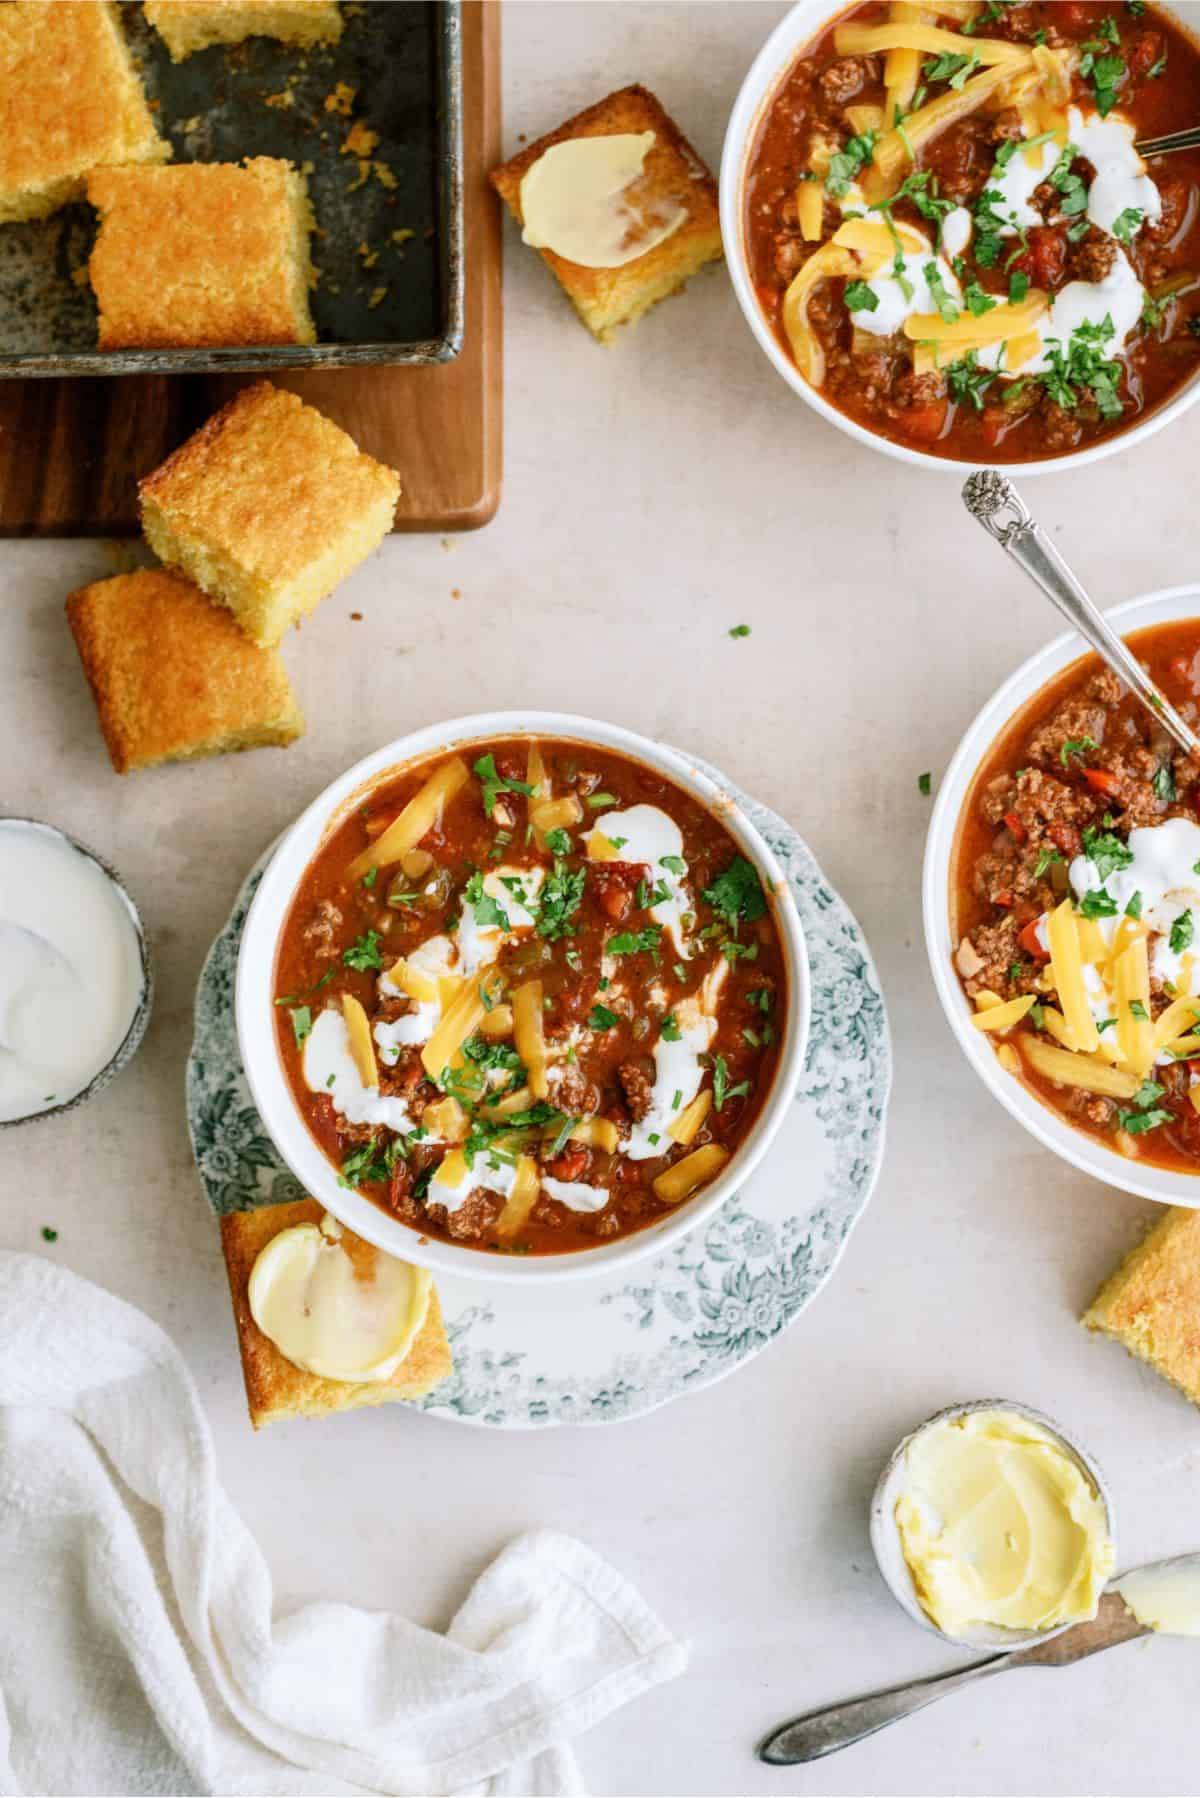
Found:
1048,820 -> 1082,858
545,1143 -> 589,1183
1003,809 -> 1027,844
1057,3 -> 1089,30
1010,226 -> 1067,291
902,399 -> 948,444
1128,31 -> 1164,77
1019,918 -> 1050,962
1083,767 -> 1122,799
993,890 -> 1015,909
591,862 -> 648,923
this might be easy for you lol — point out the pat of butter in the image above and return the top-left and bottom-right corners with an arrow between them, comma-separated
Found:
519,132 -> 686,269
894,1409 -> 1114,1637
1116,1560 -> 1200,1636
247,1216 -> 431,1384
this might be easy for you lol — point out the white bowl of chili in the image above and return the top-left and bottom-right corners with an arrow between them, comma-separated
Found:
720,0 -> 1200,474
924,583 -> 1200,1207
236,712 -> 810,1284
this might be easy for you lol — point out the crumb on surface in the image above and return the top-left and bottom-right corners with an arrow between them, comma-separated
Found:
324,80 -> 356,115
367,285 -> 386,308
342,121 -> 379,158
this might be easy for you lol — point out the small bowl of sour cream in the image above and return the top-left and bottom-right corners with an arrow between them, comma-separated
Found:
870,1400 -> 1117,1650
0,819 -> 151,1128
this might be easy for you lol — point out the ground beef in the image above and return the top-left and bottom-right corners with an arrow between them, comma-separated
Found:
807,280 -> 843,331
1039,400 -> 1084,453
818,56 -> 872,106
1063,1089 -> 1117,1131
893,369 -> 947,408
1145,176 -> 1189,244
374,995 -> 410,1025
425,1192 -> 502,1242
541,1142 -> 590,1182
774,236 -> 807,280
1024,684 -> 1116,769
989,107 -> 1024,143
336,1119 -> 381,1147
302,898 -> 343,960
617,1059 -> 655,1123
1067,230 -> 1119,284
958,914 -> 1029,998
548,1064 -> 601,1116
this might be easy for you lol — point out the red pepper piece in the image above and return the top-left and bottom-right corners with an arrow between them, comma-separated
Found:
1083,768 -> 1121,799
1003,809 -> 1027,844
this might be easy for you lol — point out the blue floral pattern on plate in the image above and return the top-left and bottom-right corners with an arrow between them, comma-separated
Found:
187,755 -> 892,1429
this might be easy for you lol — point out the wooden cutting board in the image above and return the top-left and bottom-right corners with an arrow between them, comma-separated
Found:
0,1 -> 501,536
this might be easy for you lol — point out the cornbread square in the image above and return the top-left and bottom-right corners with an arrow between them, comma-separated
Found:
140,382 -> 401,648
87,158 -> 316,351
220,1200 -> 453,1428
145,0 -> 342,61
489,84 -> 722,345
1083,1207 -> 1200,1410
0,1 -> 169,225
66,568 -> 304,774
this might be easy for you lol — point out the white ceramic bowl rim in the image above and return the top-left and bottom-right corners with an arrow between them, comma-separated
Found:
923,583 -> 1200,1208
235,711 -> 811,1285
718,0 -> 1200,476
869,1397 -> 1117,1650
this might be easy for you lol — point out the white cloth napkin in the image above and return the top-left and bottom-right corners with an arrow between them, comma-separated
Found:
0,1252 -> 687,1797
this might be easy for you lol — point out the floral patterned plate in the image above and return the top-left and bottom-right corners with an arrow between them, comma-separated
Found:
187,755 -> 891,1429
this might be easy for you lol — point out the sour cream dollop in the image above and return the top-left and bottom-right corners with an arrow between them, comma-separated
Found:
0,821 -> 144,1123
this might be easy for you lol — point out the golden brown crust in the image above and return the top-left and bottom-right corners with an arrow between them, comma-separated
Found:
489,84 -> 722,343
139,380 -> 401,595
1083,1206 -> 1200,1409
0,2 -> 169,223
65,568 -> 304,774
220,1199 -> 453,1428
145,0 -> 342,60
87,158 -> 316,351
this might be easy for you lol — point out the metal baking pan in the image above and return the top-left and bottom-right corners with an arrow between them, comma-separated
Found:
0,0 -> 463,378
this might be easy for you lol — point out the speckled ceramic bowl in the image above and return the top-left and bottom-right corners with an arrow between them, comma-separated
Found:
870,1398 -> 1117,1651
0,817 -> 153,1129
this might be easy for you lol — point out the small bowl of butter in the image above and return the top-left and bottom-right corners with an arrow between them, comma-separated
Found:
0,818 -> 152,1128
871,1400 -> 1117,1650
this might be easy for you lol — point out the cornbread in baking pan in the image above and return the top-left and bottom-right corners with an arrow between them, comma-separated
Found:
1083,1206 -> 1200,1410
220,1200 -> 453,1428
66,568 -> 304,774
490,84 -> 722,345
87,158 -> 316,351
0,1 -> 169,225
139,382 -> 400,647
145,0 -> 342,61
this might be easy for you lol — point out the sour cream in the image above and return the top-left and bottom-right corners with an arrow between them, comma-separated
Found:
375,933 -> 455,1058
589,804 -> 692,956
849,230 -> 964,340
304,1007 -> 414,1133
1069,817 -> 1200,992
455,865 -> 543,975
625,958 -> 728,1159
987,135 -> 1060,233
0,820 -> 145,1123
1069,106 -> 1162,240
941,205 -> 973,259
429,1151 -> 517,1214
541,1175 -> 609,1213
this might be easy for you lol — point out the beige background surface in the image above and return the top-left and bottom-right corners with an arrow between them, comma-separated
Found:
2,4 -> 1200,1793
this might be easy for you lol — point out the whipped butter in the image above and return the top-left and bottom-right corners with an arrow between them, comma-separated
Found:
894,1409 -> 1114,1637
248,1215 -> 432,1383
1116,1559 -> 1200,1636
519,132 -> 685,268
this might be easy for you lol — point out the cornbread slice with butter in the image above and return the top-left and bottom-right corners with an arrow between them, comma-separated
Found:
0,1 -> 169,224
220,1199 -> 452,1428
87,158 -> 316,351
1084,1206 -> 1200,1410
490,85 -> 722,345
145,0 -> 342,61
140,382 -> 400,648
66,568 -> 303,774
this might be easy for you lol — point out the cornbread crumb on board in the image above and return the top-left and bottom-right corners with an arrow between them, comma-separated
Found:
145,0 -> 343,62
87,158 -> 316,351
220,1199 -> 453,1428
65,568 -> 304,775
1083,1206 -> 1200,1410
0,1 -> 169,224
139,381 -> 401,648
490,84 -> 722,345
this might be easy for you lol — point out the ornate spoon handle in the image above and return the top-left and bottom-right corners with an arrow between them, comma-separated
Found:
758,1654 -> 1012,1764
961,469 -> 1200,763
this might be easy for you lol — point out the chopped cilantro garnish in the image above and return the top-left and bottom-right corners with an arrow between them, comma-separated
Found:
1126,890 -> 1144,919
340,1137 -> 406,1188
1079,888 -> 1119,919
464,869 -> 509,931
712,1055 -> 751,1111
703,856 -> 767,929
1171,910 -> 1194,955
361,867 -> 378,889
1129,1000 -> 1149,1021
922,49 -> 980,88
844,280 -> 879,314
1118,1105 -> 1172,1134
1009,269 -> 1030,306
659,854 -> 686,875
473,752 -> 535,819
607,925 -> 663,956
274,966 -> 336,1006
1154,762 -> 1177,804
1082,825 -> 1132,882
1034,846 -> 1063,879
41,1226 -> 57,1242
825,128 -> 878,199
537,858 -> 586,941
289,1005 -> 312,1047
729,623 -> 753,638
342,929 -> 384,972
544,827 -> 573,855
918,771 -> 932,795
1111,206 -> 1143,244
1079,43 -> 1125,116
722,940 -> 760,963
586,792 -> 618,809
1061,735 -> 1100,767
963,281 -> 997,318
946,349 -> 996,411
661,1015 -> 682,1042
587,1004 -> 620,1031
924,260 -> 960,323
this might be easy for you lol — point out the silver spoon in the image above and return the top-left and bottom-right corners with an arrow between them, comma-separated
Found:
961,468 -> 1200,763
758,1552 -> 1200,1765
1135,125 -> 1200,157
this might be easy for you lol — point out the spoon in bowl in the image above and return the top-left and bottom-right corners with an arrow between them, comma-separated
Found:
1135,125 -> 1200,157
961,467 -> 1200,762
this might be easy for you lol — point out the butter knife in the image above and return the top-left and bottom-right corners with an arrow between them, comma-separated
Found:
758,1555 -> 1199,1766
